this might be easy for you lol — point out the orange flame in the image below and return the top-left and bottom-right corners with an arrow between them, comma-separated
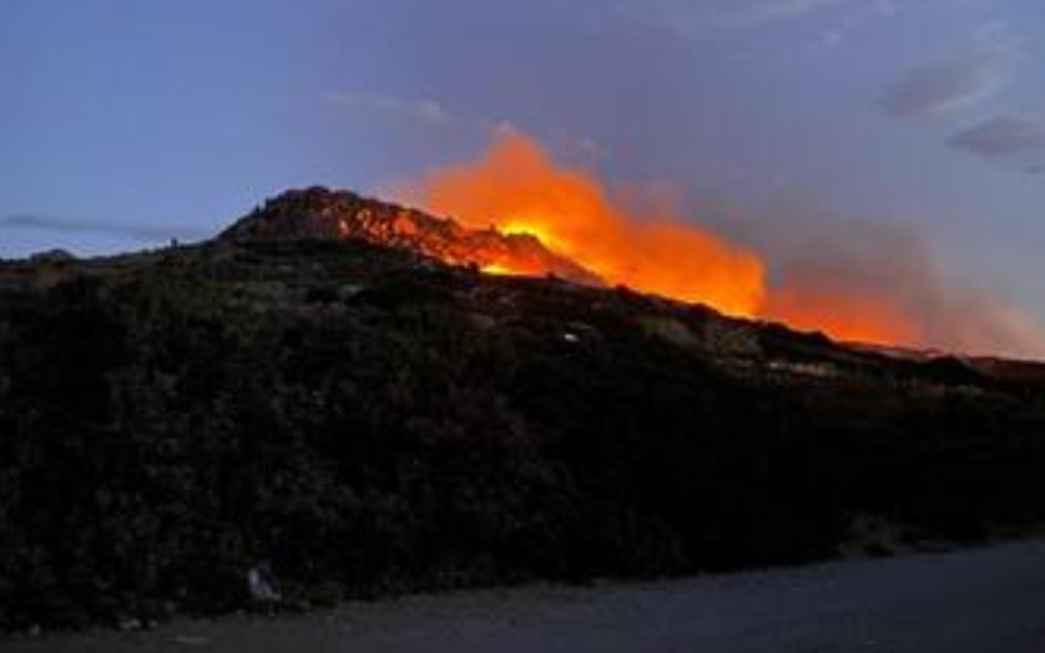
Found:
401,131 -> 923,346
765,287 -> 921,346
404,131 -> 765,318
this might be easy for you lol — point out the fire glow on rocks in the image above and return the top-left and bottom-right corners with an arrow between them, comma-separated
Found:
403,132 -> 764,319
402,131 -> 916,346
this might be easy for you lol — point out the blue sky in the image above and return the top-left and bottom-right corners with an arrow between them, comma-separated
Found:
3,0 -> 1045,338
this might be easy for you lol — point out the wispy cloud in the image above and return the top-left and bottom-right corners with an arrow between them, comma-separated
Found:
738,0 -> 895,24
616,0 -> 898,40
883,22 -> 1022,119
0,214 -> 205,242
947,114 -> 1045,171
883,57 -> 1004,117
328,91 -> 449,127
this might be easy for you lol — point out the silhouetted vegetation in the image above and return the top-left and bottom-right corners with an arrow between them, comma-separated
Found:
1,236 -> 1044,630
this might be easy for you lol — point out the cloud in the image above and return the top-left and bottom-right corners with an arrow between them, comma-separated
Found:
817,29 -> 847,49
616,0 -> 897,38
883,57 -> 1003,117
0,214 -> 205,242
947,115 -> 1045,169
328,91 -> 449,126
883,22 -> 1022,119
739,0 -> 894,24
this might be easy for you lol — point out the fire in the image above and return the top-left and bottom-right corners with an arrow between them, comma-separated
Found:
480,263 -> 514,276
399,130 -> 930,347
403,131 -> 766,318
765,288 -> 920,346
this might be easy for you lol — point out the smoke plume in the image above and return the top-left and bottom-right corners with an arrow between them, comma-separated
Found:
398,130 -> 1045,358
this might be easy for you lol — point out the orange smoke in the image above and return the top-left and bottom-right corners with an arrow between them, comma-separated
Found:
403,131 -> 765,318
765,287 -> 921,346
399,130 -> 936,347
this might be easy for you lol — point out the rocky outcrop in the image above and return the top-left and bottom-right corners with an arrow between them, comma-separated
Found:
221,187 -> 603,287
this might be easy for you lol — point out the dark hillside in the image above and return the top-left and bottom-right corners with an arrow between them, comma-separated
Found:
1,191 -> 1044,630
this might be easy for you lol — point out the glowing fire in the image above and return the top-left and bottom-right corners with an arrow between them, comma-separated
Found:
400,130 -> 924,346
403,131 -> 765,318
765,288 -> 920,346
480,263 -> 514,275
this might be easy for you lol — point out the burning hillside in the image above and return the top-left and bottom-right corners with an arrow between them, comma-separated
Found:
222,186 -> 601,286
223,136 -> 1043,359
396,131 -> 1045,357
400,132 -> 766,319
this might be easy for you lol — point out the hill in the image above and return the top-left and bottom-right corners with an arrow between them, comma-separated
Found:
1,188 -> 1044,630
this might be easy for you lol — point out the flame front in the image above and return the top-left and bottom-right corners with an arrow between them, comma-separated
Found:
400,131 -> 933,347
765,288 -> 920,346
405,131 -> 765,318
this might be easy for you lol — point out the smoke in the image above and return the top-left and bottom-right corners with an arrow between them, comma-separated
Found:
397,129 -> 1045,359
760,220 -> 1045,358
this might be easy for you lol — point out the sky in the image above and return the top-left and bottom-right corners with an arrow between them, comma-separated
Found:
3,0 -> 1045,346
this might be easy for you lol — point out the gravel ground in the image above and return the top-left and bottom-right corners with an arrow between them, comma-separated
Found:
5,540 -> 1045,653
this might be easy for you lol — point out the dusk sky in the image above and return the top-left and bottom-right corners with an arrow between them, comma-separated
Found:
4,0 -> 1045,348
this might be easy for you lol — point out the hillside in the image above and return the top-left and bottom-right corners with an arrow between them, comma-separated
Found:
1,188 -> 1044,630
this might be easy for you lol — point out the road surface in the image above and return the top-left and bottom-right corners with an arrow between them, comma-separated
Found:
5,540 -> 1045,652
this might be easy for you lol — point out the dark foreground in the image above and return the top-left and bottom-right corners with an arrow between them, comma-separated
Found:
7,541 -> 1045,653
3,191 -> 1045,625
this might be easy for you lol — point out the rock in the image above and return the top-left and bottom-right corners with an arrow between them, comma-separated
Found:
220,187 -> 603,287
29,249 -> 76,264
248,565 -> 282,603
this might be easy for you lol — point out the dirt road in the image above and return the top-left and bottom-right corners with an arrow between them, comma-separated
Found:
6,540 -> 1045,652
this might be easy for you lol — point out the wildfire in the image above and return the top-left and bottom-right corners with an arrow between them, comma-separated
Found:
765,288 -> 920,346
480,263 -> 514,276
403,131 -> 765,318
399,130 -> 926,346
